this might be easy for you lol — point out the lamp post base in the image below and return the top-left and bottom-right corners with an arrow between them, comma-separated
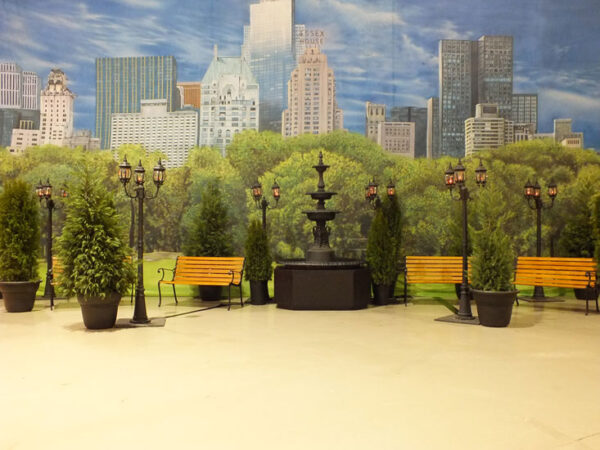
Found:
115,317 -> 166,328
435,314 -> 480,325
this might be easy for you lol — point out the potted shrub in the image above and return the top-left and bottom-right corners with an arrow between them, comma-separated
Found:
380,194 -> 403,300
57,167 -> 134,329
183,180 -> 233,300
0,179 -> 41,312
366,207 -> 396,305
470,189 -> 518,327
244,219 -> 272,305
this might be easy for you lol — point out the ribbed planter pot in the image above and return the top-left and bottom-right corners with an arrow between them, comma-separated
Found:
372,283 -> 391,306
249,280 -> 269,305
78,292 -> 121,330
574,287 -> 599,300
199,285 -> 222,301
472,289 -> 518,327
0,280 -> 40,312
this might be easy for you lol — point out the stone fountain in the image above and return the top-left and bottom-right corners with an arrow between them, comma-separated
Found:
274,152 -> 370,310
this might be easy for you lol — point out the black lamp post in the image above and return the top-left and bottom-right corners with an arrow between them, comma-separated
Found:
36,179 -> 67,305
364,179 -> 395,209
118,157 -> 165,325
438,158 -> 487,325
524,179 -> 558,300
251,180 -> 280,230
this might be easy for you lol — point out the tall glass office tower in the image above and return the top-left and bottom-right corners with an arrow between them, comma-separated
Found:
438,36 -> 513,157
95,56 -> 179,149
242,0 -> 301,132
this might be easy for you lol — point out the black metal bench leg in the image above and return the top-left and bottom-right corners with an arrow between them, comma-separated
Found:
173,285 -> 178,305
586,297 -> 589,316
596,297 -> 599,313
158,282 -> 162,307
228,285 -> 232,311
403,272 -> 408,306
515,297 -> 519,306
240,284 -> 244,308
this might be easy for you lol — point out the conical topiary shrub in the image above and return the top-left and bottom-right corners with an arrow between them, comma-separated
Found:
0,179 -> 41,312
183,179 -> 233,300
244,219 -> 272,304
366,207 -> 396,305
57,166 -> 134,328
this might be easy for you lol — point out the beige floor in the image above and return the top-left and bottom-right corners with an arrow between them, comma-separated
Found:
1,297 -> 599,450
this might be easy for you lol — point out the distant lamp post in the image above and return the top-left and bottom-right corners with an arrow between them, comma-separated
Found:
36,179 -> 67,308
252,180 -> 280,230
118,157 -> 166,326
364,179 -> 395,208
438,158 -> 487,325
524,179 -> 558,300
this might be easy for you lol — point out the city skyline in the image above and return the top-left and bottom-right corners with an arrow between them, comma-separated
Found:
1,0 -> 599,149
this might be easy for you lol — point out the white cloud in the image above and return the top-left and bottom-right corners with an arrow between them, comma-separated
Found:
113,0 -> 163,8
541,88 -> 600,113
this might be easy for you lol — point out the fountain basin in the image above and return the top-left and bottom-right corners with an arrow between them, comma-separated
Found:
275,262 -> 370,310
303,210 -> 339,221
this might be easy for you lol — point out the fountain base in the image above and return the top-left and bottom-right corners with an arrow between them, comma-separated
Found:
274,261 -> 370,310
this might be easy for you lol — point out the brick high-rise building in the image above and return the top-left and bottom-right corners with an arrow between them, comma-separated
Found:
282,47 -> 342,137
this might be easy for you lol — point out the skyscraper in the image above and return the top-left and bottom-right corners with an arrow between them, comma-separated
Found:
241,0 -> 303,132
512,93 -> 538,132
365,102 -> 386,143
426,97 -> 439,159
477,36 -> 513,120
40,69 -> 75,146
438,40 -> 478,157
95,56 -> 179,149
377,122 -> 415,157
199,46 -> 259,156
389,106 -> 427,158
438,36 -> 513,157
282,47 -> 342,137
0,62 -> 40,146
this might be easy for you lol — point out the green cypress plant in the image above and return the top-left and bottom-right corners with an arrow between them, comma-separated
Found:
0,179 -> 40,281
244,219 -> 272,282
183,180 -> 233,257
592,193 -> 600,271
470,187 -> 515,292
56,166 -> 134,299
366,208 -> 396,286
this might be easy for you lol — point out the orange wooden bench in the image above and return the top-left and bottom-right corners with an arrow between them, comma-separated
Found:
515,257 -> 598,314
404,256 -> 475,304
157,256 -> 245,310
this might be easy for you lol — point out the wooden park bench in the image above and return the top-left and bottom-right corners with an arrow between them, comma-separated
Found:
515,257 -> 598,315
157,256 -> 245,310
404,256 -> 476,304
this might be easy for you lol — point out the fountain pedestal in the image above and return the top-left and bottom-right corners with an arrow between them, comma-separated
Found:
275,152 -> 370,310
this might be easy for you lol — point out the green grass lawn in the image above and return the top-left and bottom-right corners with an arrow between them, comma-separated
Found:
38,253 -> 576,306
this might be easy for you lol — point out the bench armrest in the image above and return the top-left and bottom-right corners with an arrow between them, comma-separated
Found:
157,267 -> 175,282
227,268 -> 243,285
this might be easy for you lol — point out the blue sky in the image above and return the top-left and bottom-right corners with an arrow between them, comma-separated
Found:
1,0 -> 599,149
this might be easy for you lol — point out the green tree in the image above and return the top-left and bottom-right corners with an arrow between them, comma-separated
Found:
0,179 -> 40,281
366,208 -> 396,285
183,180 -> 234,257
244,219 -> 273,281
56,166 -> 134,298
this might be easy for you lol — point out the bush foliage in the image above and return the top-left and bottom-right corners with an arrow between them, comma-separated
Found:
244,219 -> 273,281
366,208 -> 397,285
0,179 -> 40,281
57,166 -> 134,299
183,179 -> 233,257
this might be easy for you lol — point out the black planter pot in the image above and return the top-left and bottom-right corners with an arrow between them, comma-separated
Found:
472,289 -> 518,327
199,285 -> 223,301
249,280 -> 269,305
372,283 -> 391,306
78,292 -> 121,330
0,280 -> 41,312
574,287 -> 599,300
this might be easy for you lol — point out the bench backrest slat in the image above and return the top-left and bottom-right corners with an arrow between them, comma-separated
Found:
173,256 -> 245,285
515,256 -> 596,289
405,256 -> 471,284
